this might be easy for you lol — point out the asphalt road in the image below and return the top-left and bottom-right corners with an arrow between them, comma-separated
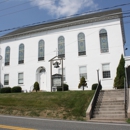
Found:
0,115 -> 130,130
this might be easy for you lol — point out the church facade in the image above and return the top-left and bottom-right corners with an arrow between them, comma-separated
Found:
0,8 -> 126,92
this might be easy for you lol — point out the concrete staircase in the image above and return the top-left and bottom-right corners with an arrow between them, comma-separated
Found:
92,89 -> 126,121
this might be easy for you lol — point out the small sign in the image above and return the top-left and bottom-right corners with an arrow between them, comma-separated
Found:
53,78 -> 61,86
52,74 -> 62,87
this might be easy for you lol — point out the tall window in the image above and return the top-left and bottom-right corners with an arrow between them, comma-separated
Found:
5,46 -> 10,66
18,73 -> 24,84
99,29 -> 109,53
18,44 -> 24,64
58,68 -> 66,81
79,66 -> 87,79
4,74 -> 9,85
38,40 -> 44,61
78,33 -> 86,56
58,36 -> 65,58
102,63 -> 111,78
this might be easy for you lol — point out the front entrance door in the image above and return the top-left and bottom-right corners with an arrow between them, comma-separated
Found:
36,67 -> 46,91
39,70 -> 46,90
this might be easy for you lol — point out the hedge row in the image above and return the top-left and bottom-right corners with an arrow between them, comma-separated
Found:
0,86 -> 22,93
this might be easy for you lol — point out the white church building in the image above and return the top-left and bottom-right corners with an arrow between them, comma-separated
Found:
0,8 -> 126,92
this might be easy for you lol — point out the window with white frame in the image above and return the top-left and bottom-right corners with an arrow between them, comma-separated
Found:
58,36 -> 65,58
18,73 -> 24,84
102,64 -> 111,78
78,33 -> 86,56
58,68 -> 66,81
99,29 -> 109,53
79,66 -> 87,80
38,40 -> 45,61
18,44 -> 24,64
4,74 -> 9,85
5,46 -> 10,66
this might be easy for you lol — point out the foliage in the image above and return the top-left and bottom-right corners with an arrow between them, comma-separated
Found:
0,87 -> 11,93
78,77 -> 87,91
92,83 -> 98,90
114,55 -> 125,89
11,86 -> 22,93
127,118 -> 130,123
57,83 -> 69,91
33,82 -> 40,92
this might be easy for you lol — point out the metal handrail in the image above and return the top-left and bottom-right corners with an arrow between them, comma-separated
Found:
124,77 -> 129,118
90,81 -> 102,118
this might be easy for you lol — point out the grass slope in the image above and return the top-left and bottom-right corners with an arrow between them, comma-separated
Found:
0,91 -> 94,120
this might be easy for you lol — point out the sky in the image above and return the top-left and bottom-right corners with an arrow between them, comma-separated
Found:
0,0 -> 130,56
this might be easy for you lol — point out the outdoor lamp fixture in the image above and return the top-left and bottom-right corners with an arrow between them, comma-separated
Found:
53,61 -> 60,68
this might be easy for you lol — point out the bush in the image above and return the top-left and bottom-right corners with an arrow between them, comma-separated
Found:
114,55 -> 125,89
11,86 -> 22,93
92,83 -> 98,90
57,84 -> 69,91
0,87 -> 11,93
33,82 -> 40,92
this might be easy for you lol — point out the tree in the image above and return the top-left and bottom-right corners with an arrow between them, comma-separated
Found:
33,82 -> 40,92
114,55 -> 125,89
78,77 -> 87,91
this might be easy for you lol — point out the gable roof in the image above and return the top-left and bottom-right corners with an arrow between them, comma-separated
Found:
0,8 -> 125,43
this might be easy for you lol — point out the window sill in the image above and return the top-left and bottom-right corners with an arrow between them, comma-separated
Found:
38,60 -> 45,62
18,84 -> 24,86
102,78 -> 112,81
100,52 -> 110,55
78,55 -> 87,58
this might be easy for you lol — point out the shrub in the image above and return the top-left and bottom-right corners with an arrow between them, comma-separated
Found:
33,82 -> 40,92
78,77 -> 87,91
0,87 -> 11,93
92,83 -> 98,90
57,83 -> 69,91
114,55 -> 125,89
11,86 -> 22,93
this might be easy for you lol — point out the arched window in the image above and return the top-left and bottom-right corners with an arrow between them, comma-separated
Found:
5,46 -> 10,66
38,40 -> 44,61
58,36 -> 65,58
78,33 -> 86,56
99,29 -> 109,53
18,44 -> 24,64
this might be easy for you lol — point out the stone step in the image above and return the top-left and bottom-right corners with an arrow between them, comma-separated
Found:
101,90 -> 124,92
91,117 -> 126,121
97,98 -> 124,102
96,102 -> 124,107
93,114 -> 125,119
93,111 -> 125,115
94,106 -> 124,111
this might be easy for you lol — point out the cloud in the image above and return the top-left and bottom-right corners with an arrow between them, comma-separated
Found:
30,0 -> 98,17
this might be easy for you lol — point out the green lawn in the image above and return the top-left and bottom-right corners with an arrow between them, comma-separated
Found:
0,91 -> 94,121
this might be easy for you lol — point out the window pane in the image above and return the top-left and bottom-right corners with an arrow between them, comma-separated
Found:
102,64 -> 109,71
58,36 -> 65,58
103,71 -> 111,78
19,44 -> 24,64
38,40 -> 44,61
100,29 -> 109,53
4,74 -> 9,85
102,64 -> 111,78
18,73 -> 23,84
78,33 -> 86,55
79,66 -> 87,79
5,46 -> 10,65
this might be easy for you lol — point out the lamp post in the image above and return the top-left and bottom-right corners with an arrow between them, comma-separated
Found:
0,55 -> 2,89
97,69 -> 99,83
